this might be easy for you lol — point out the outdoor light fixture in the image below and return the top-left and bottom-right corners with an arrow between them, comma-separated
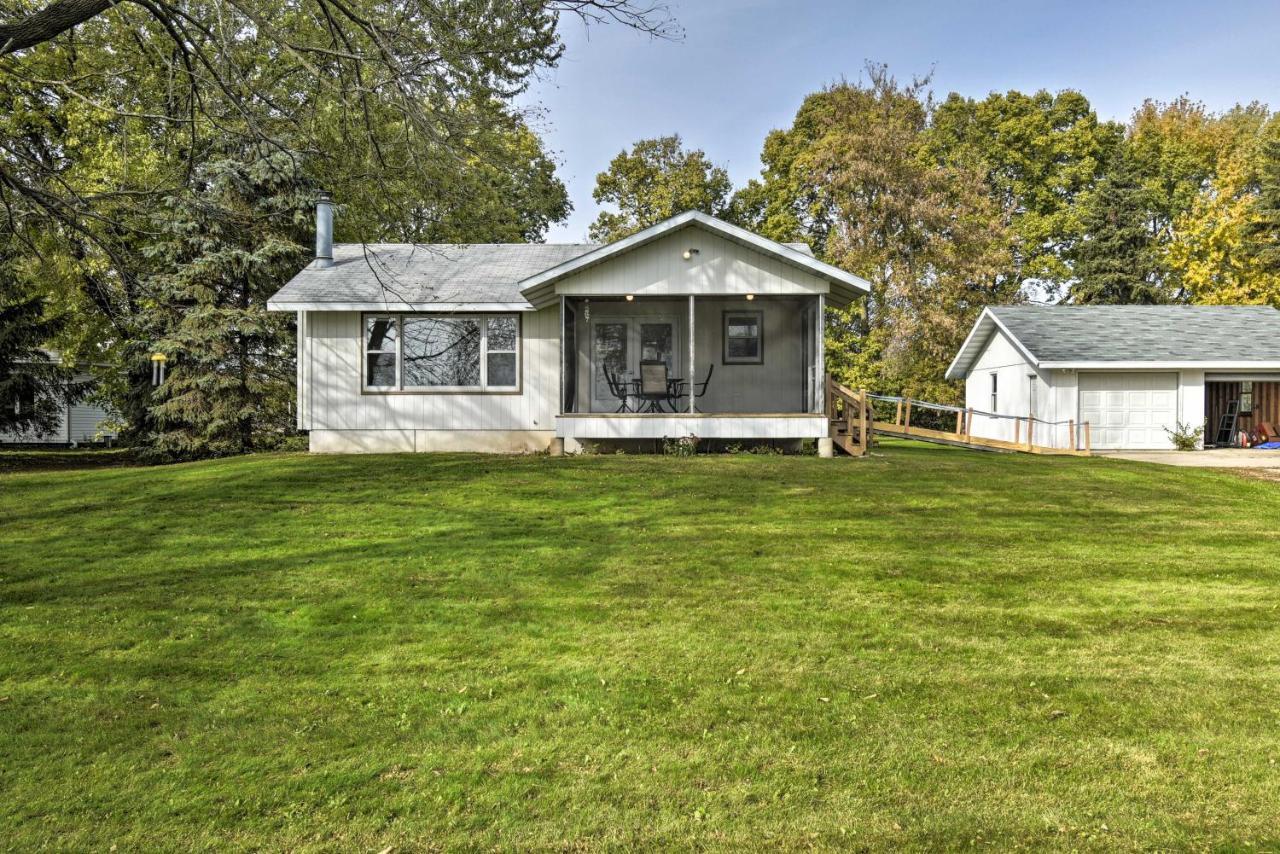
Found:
625,294 -> 635,302
746,293 -> 755,301
150,352 -> 167,386
682,248 -> 700,260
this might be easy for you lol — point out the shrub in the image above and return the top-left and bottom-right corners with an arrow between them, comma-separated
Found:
1165,421 -> 1204,451
662,434 -> 699,457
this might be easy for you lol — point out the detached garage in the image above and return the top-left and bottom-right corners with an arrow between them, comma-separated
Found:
945,305 -> 1280,451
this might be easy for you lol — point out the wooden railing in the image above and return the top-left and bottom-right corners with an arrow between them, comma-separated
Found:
867,393 -> 1092,456
824,376 -> 871,456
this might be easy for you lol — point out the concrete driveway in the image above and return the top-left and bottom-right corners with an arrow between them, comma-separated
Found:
1101,449 -> 1280,468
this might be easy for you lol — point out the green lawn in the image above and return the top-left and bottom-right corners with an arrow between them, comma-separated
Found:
2,442 -> 1278,850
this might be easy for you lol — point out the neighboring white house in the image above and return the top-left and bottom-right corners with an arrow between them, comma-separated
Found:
0,354 -> 117,445
945,305 -> 1280,451
267,205 -> 870,453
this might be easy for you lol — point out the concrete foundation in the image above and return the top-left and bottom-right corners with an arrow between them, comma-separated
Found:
309,429 -> 556,454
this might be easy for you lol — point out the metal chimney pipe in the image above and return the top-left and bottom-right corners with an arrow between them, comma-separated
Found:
314,191 -> 333,269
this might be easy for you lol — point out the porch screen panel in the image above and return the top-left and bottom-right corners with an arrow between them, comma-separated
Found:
593,323 -> 628,401
402,317 -> 481,388
640,322 -> 674,369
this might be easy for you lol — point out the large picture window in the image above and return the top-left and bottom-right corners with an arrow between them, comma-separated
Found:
364,314 -> 520,392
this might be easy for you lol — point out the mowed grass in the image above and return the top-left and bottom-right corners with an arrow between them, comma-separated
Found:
1,442 -> 1279,851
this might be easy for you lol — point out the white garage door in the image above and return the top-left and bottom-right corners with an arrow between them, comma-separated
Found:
1078,372 -> 1178,450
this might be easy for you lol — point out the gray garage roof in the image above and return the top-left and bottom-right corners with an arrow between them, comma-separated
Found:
266,232 -> 822,311
947,305 -> 1280,379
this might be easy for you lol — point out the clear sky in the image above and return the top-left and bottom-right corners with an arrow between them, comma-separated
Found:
520,0 -> 1280,242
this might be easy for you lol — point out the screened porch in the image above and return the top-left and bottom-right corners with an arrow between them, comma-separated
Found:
554,294 -> 830,444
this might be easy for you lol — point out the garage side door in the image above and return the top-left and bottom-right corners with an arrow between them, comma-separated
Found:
1078,372 -> 1178,450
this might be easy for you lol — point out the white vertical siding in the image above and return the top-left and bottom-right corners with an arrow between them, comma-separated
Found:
554,228 -> 829,298
1179,370 -> 1206,444
964,329 -> 1043,444
303,307 -> 560,433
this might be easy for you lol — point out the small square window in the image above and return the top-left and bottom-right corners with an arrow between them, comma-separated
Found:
723,310 -> 763,364
1240,381 -> 1254,415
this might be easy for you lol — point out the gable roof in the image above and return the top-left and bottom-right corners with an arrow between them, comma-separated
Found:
265,211 -> 863,312
946,305 -> 1280,380
518,210 -> 869,308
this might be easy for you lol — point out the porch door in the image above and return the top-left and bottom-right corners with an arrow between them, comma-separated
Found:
589,317 -> 679,412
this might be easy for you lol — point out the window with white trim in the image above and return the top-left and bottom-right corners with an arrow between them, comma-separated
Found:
989,372 -> 998,412
364,314 -> 520,392
723,310 -> 763,364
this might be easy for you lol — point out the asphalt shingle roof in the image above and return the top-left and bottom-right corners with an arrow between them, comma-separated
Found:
268,243 -> 600,307
267,240 -> 819,308
991,305 -> 1280,363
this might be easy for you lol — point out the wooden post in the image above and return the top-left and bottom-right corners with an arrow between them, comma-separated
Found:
955,410 -> 963,436
1026,416 -> 1033,450
903,399 -> 912,435
1084,422 -> 1092,454
1014,417 -> 1020,446
965,408 -> 972,441
688,295 -> 695,414
846,390 -> 856,446
824,374 -> 833,421
1069,419 -> 1076,451
859,389 -> 869,454
895,399 -> 903,427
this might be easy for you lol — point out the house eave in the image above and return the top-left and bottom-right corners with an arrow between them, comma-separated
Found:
945,309 -> 1042,381
1040,361 -> 1280,370
267,301 -> 535,313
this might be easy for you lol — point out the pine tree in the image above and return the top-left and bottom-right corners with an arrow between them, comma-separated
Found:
1070,151 -> 1168,304
140,149 -> 311,459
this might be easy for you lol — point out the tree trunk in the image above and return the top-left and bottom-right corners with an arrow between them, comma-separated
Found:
1,0 -> 120,55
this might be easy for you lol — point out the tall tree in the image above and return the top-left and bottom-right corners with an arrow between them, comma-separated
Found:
1070,151 -> 1166,304
138,149 -> 311,458
1126,99 -> 1273,301
0,1 -> 670,449
733,67 -> 1013,401
588,135 -> 732,242
925,89 -> 1123,296
1167,117 -> 1280,306
1243,126 -> 1280,280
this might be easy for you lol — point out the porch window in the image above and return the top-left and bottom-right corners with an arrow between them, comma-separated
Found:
723,310 -> 763,364
1241,381 -> 1253,415
365,313 -> 519,392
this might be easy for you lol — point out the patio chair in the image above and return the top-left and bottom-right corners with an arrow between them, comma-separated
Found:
604,365 -> 633,413
673,363 -> 715,413
638,360 -> 673,413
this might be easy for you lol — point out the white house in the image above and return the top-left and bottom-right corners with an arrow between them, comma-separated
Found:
0,354 -> 117,445
267,202 -> 870,454
946,305 -> 1280,450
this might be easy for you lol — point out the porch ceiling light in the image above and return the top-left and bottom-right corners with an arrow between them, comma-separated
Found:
625,294 -> 635,301
746,293 -> 755,301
